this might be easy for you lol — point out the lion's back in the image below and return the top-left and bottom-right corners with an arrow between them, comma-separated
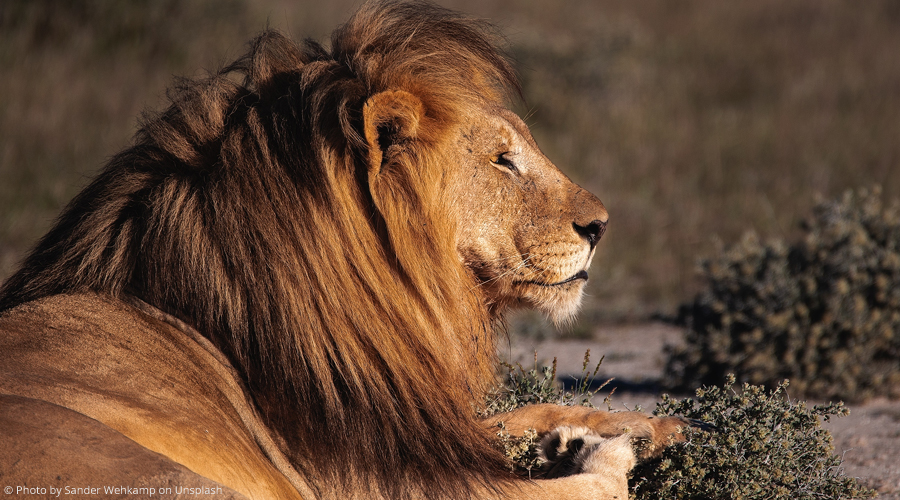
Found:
0,394 -> 248,499
0,294 -> 303,500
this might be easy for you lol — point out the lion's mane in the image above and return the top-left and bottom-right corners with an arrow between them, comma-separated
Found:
0,2 -> 522,498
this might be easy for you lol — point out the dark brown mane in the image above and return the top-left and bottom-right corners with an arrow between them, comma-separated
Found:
0,2 -> 522,498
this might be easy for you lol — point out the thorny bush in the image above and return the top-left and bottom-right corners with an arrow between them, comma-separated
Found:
669,187 -> 900,401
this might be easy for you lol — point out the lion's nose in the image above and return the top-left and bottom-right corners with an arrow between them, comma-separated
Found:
571,185 -> 608,248
573,219 -> 607,248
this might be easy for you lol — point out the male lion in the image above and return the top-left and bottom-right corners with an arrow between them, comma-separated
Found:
0,2 -> 689,499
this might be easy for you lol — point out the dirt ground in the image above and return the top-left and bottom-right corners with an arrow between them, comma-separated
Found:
505,323 -> 900,498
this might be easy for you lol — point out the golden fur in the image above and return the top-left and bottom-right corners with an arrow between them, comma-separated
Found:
1,2 -> 689,499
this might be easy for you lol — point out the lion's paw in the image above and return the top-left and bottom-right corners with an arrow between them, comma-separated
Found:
538,426 -> 636,479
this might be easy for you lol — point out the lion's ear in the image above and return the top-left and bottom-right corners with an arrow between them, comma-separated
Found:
363,90 -> 424,176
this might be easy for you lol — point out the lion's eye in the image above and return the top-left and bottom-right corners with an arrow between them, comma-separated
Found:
491,152 -> 517,172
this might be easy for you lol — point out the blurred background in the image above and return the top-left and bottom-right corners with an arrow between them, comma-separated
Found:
2,0 -> 899,332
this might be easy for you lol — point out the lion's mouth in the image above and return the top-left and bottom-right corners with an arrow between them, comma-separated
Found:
518,270 -> 588,288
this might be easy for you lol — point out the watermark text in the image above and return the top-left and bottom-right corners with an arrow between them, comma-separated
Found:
4,485 -> 224,497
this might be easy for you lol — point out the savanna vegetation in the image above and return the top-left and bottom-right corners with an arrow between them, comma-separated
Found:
670,187 -> 900,402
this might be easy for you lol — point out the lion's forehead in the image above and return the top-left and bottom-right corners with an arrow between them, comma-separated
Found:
456,110 -> 540,160
496,108 -> 538,146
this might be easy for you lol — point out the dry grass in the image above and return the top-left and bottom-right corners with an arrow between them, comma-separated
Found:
2,0 -> 899,325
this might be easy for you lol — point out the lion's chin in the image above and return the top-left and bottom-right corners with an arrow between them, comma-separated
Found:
520,279 -> 588,326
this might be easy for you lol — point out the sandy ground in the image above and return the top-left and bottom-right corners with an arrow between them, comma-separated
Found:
505,323 -> 900,498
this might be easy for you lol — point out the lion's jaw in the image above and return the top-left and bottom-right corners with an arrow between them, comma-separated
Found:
448,107 -> 608,324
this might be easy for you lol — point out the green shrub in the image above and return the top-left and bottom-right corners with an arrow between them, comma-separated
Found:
668,187 -> 900,401
483,351 -> 610,416
631,375 -> 875,500
485,357 -> 872,498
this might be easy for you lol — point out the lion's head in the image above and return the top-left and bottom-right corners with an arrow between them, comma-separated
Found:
0,2 -> 607,498
361,89 -> 608,326
447,106 -> 608,322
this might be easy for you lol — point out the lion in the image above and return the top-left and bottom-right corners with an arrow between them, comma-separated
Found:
0,2 -> 691,499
